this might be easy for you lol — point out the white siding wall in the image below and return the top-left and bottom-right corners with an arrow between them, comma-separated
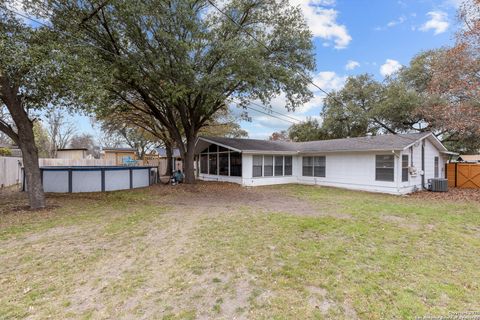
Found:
398,138 -> 447,194
297,152 -> 401,194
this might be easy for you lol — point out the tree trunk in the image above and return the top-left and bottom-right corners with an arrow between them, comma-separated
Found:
0,78 -> 45,210
183,135 -> 196,184
20,130 -> 45,210
165,146 -> 173,176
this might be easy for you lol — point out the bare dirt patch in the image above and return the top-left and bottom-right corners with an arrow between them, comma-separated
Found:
408,188 -> 480,202
150,181 -> 350,219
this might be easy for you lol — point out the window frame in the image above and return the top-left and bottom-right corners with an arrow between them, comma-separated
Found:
230,152 -> 242,177
263,155 -> 274,177
302,156 -> 326,177
200,144 -> 242,177
284,156 -> 293,176
375,154 -> 395,182
313,156 -> 326,177
274,156 -> 284,176
252,155 -> 263,177
302,156 -> 313,176
434,156 -> 439,178
402,154 -> 409,182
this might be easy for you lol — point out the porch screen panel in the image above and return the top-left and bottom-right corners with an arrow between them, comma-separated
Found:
200,154 -> 208,174
264,156 -> 273,176
253,155 -> 263,177
209,154 -> 217,175
230,152 -> 242,177
376,155 -> 394,181
284,156 -> 292,176
219,153 -> 229,176
274,156 -> 283,176
302,157 -> 313,176
313,156 -> 326,177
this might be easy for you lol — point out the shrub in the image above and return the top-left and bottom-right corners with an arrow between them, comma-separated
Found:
0,147 -> 12,156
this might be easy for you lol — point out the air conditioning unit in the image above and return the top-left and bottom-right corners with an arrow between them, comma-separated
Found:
428,178 -> 448,192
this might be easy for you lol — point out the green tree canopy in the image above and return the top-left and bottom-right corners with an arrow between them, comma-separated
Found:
35,0 -> 316,182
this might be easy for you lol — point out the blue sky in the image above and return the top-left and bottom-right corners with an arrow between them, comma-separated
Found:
70,0 -> 461,141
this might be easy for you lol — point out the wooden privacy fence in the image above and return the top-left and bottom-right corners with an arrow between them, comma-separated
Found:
0,157 -> 23,188
446,163 -> 480,189
38,158 -> 116,167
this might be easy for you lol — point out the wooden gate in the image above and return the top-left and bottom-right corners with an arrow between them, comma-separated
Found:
446,163 -> 480,188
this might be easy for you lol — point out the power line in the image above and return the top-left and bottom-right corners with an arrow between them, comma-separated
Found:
246,100 -> 301,123
245,106 -> 298,124
227,98 -> 300,124
2,5 -> 302,127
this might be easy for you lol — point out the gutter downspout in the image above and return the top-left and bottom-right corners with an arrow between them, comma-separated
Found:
421,139 -> 425,190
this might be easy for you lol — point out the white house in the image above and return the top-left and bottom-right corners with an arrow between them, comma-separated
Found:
195,132 -> 454,195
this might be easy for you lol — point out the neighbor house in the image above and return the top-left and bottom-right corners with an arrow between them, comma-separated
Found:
155,147 -> 183,172
101,148 -> 137,165
195,132 -> 454,195
56,148 -> 88,160
457,155 -> 480,163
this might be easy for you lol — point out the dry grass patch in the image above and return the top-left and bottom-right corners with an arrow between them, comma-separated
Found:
1,182 -> 479,319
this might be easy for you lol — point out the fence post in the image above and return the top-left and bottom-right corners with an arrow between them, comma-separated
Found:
455,163 -> 458,188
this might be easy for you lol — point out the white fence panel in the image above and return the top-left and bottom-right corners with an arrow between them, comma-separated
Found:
0,157 -> 23,188
38,158 -> 116,167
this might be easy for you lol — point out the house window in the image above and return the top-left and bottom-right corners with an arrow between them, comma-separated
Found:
200,154 -> 208,174
302,157 -> 313,176
219,153 -> 229,176
209,153 -> 217,175
402,155 -> 409,182
253,155 -> 263,177
230,152 -> 242,177
313,156 -> 326,177
303,156 -> 326,177
264,156 -> 273,176
434,156 -> 439,178
376,155 -> 394,182
284,156 -> 292,176
274,156 -> 283,176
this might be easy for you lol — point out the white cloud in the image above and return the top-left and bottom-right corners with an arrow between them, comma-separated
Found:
290,0 -> 352,49
238,71 -> 346,130
231,71 -> 347,138
345,60 -> 360,70
380,59 -> 402,77
420,11 -> 449,35
387,15 -> 406,27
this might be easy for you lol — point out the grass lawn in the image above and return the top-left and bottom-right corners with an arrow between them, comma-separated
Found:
0,183 -> 479,319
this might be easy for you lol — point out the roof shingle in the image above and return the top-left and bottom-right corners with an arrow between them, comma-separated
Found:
199,132 -> 434,153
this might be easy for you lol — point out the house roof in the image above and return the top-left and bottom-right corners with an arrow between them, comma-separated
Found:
196,132 -> 447,154
57,148 -> 88,151
102,148 -> 137,152
458,155 -> 480,162
154,147 -> 182,158
197,136 -> 298,153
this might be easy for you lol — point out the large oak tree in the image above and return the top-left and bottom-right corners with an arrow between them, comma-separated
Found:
0,4 -> 76,209
36,0 -> 315,183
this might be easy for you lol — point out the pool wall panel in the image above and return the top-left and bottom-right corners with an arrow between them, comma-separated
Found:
72,171 -> 102,192
43,171 -> 69,193
105,169 -> 130,191
133,169 -> 149,188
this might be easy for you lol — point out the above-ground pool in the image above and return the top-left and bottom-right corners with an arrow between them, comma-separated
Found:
25,166 -> 158,193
